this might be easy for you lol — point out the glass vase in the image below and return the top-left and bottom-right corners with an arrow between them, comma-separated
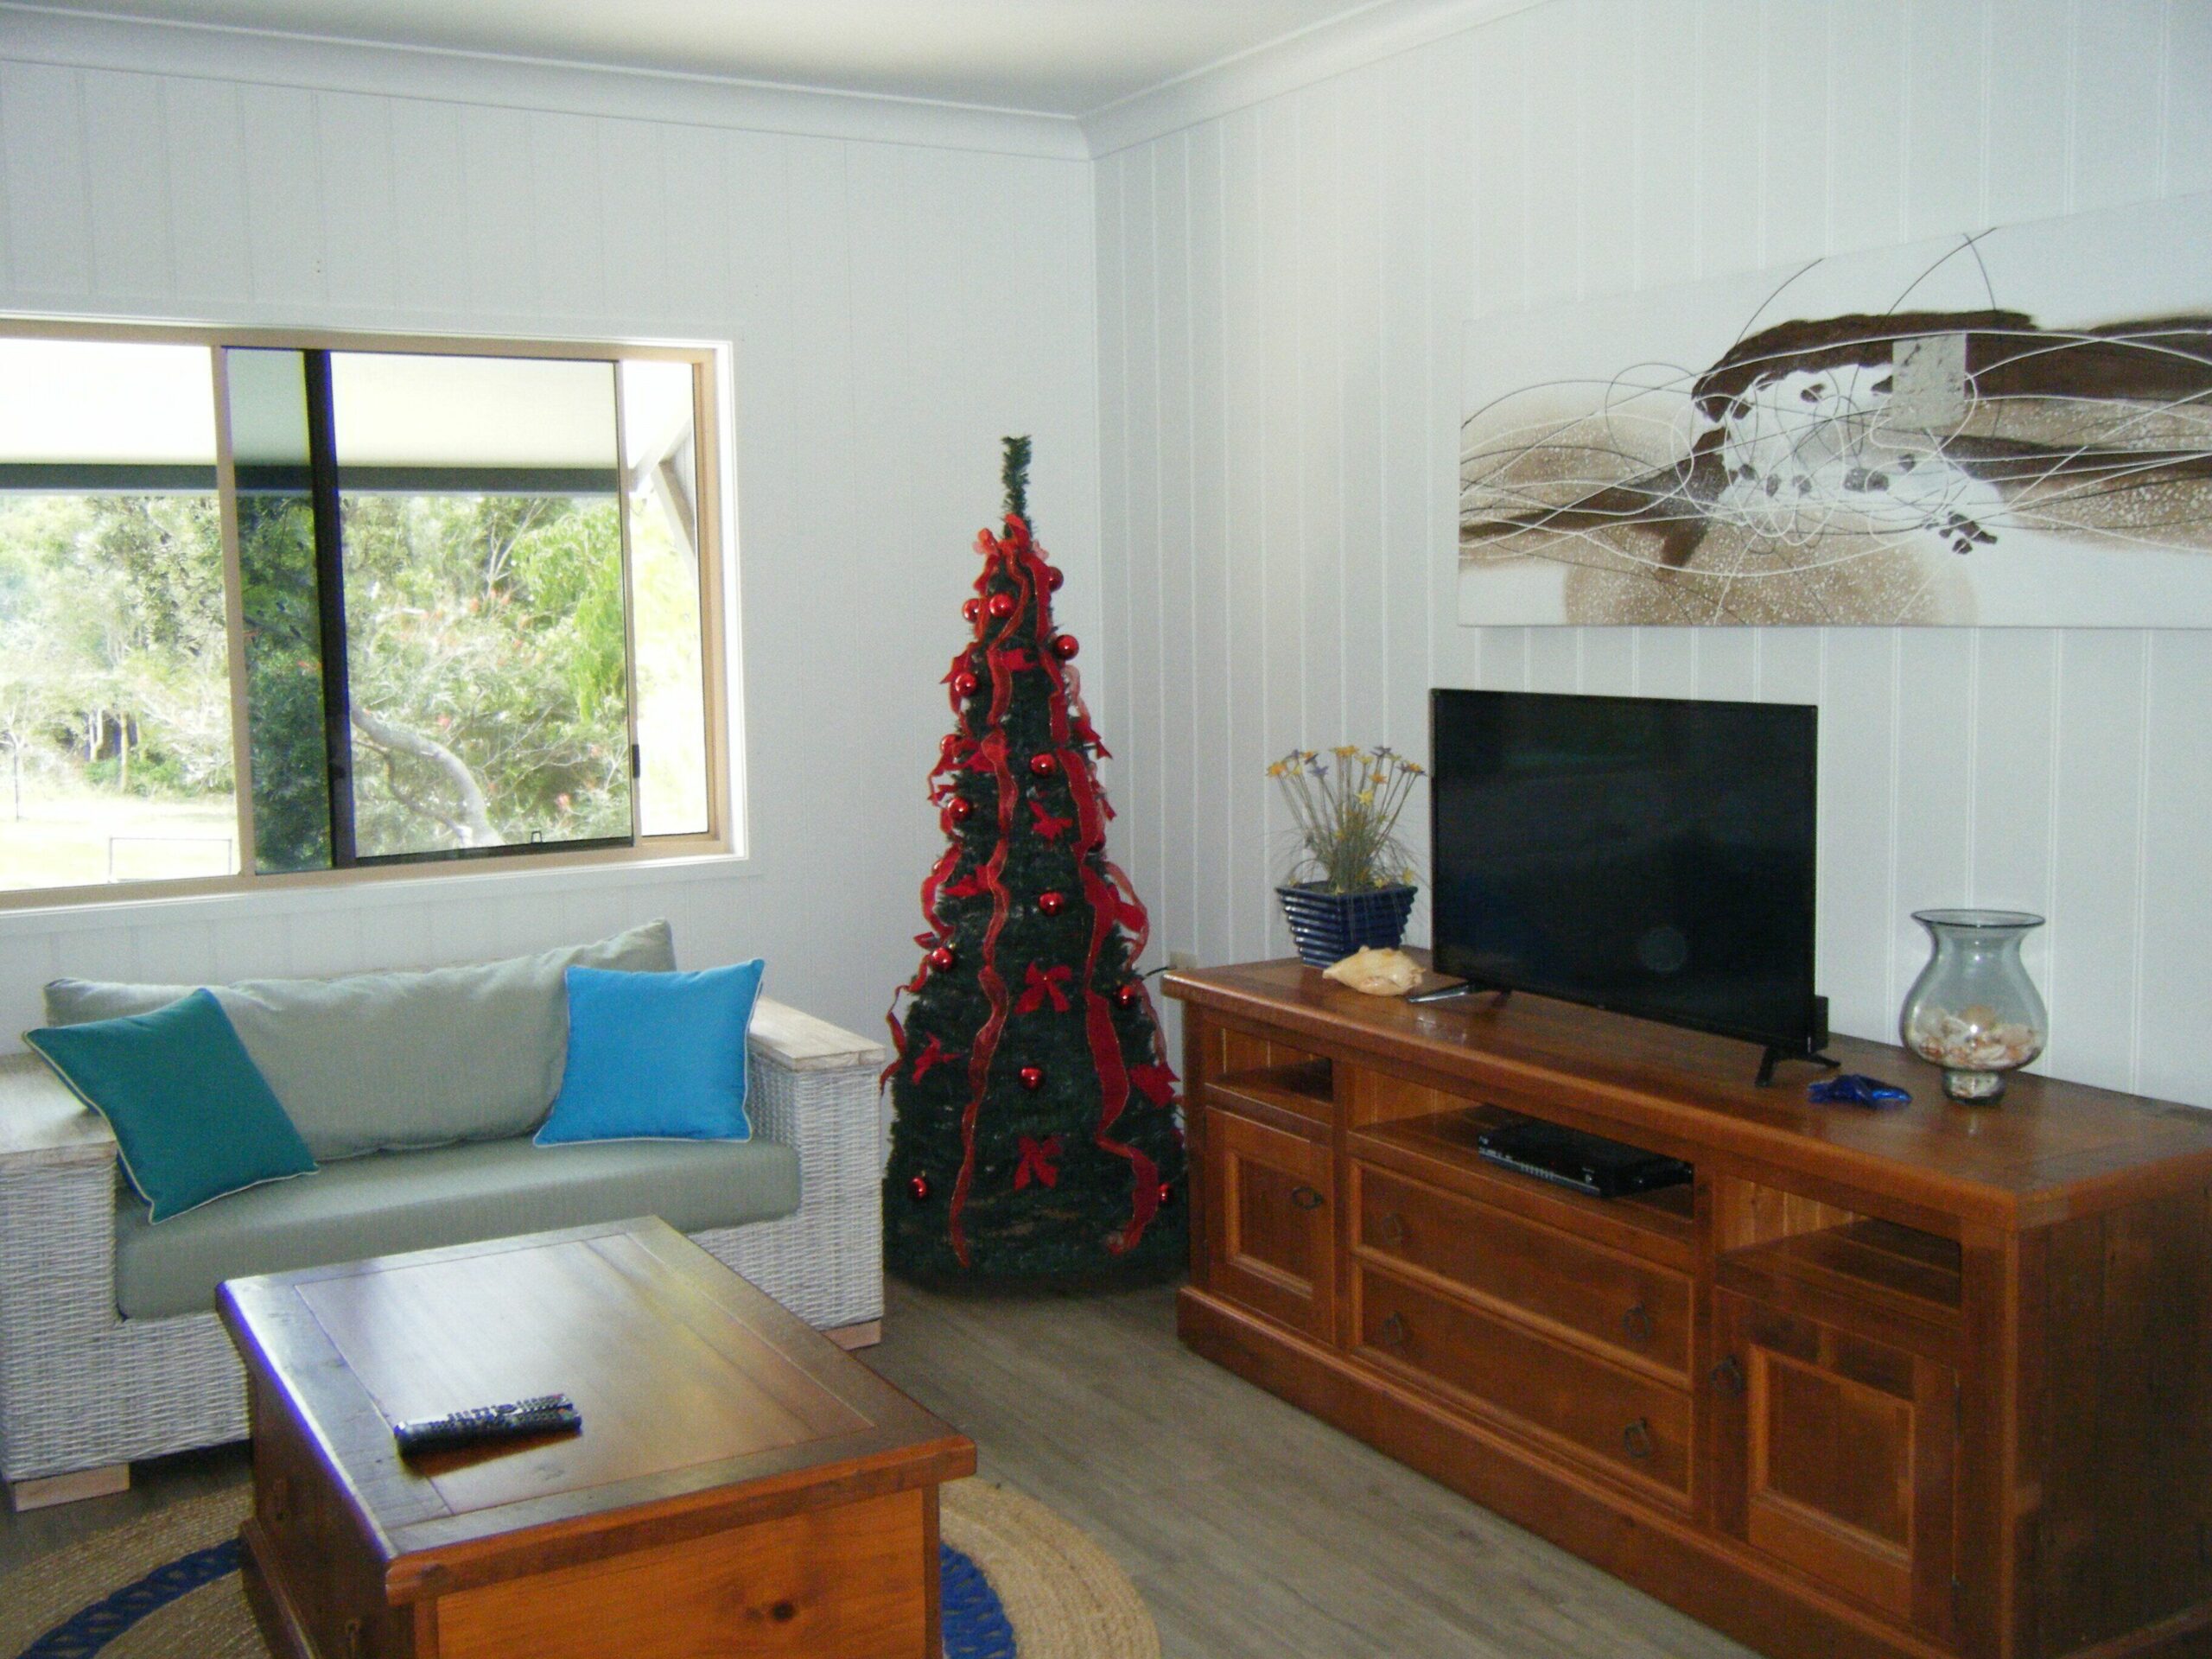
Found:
1899,909 -> 2047,1104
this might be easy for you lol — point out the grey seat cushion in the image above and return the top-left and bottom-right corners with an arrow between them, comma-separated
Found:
46,921 -> 676,1161
114,1133 -> 798,1321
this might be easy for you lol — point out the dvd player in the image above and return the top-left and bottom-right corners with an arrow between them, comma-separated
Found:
1473,1117 -> 1693,1199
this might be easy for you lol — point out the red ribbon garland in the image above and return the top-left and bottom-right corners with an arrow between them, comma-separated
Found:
1015,962 -> 1073,1014
945,539 -> 1033,1268
1130,1062 -> 1177,1107
1025,531 -> 1162,1255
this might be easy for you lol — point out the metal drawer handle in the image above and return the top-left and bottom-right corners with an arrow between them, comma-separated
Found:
1378,1312 -> 1409,1348
1712,1356 -> 1746,1397
1623,1417 -> 1656,1461
1289,1185 -> 1325,1211
1621,1303 -> 1656,1344
1376,1211 -> 1407,1247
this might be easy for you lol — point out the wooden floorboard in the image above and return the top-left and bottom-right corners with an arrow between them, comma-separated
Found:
862,1278 -> 1753,1659
0,1279 -> 1755,1658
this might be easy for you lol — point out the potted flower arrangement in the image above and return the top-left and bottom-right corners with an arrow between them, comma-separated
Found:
1268,746 -> 1423,968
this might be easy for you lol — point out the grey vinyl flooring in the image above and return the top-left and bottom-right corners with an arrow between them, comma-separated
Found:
2,1279 -> 1754,1658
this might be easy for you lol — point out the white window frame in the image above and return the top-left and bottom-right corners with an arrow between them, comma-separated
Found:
0,316 -> 741,912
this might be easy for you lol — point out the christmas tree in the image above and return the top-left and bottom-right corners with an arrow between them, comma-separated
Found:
882,439 -> 1186,1286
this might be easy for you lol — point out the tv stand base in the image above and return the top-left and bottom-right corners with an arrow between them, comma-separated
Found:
1755,1046 -> 1840,1089
1404,981 -> 1510,1007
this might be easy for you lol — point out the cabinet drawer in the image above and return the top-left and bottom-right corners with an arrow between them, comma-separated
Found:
1355,1265 -> 1692,1501
1352,1163 -> 1690,1378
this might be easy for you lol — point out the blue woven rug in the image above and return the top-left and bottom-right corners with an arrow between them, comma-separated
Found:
18,1536 -> 1017,1659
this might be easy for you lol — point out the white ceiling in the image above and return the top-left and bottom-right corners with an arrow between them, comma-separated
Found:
29,0 -> 1395,117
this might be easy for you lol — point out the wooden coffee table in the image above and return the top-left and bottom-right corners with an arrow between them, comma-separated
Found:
217,1217 -> 974,1659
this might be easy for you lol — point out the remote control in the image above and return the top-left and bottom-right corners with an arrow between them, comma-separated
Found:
392,1394 -> 581,1457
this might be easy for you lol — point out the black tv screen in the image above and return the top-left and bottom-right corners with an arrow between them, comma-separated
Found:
1429,689 -> 1819,1056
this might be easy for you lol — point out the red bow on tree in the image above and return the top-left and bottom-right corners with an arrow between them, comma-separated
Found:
1015,962 -> 1073,1014
1130,1062 -> 1178,1107
988,646 -> 1033,674
1014,1134 -> 1062,1190
911,1034 -> 963,1082
1029,800 -> 1072,842
944,870 -> 988,899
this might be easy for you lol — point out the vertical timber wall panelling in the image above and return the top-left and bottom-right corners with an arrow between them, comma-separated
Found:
0,29 -> 1102,1050
1094,0 -> 2212,1107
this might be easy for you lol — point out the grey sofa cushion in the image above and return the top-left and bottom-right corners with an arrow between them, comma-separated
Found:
114,1133 -> 800,1320
45,922 -> 675,1161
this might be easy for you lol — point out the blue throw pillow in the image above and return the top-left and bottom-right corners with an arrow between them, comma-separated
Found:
24,989 -> 316,1222
536,960 -> 765,1145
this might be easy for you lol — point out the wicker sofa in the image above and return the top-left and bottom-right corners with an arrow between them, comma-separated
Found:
0,968 -> 885,1510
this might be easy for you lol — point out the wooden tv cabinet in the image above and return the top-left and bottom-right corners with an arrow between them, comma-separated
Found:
1165,958 -> 2212,1659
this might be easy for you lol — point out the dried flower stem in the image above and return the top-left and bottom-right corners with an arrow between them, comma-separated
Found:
1267,745 -> 1423,893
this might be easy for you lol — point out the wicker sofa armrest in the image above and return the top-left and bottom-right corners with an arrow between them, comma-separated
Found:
688,996 -> 885,1335
0,1053 -> 117,1175
747,998 -> 887,1075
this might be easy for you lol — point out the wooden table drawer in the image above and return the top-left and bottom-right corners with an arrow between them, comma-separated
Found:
1352,1162 -> 1690,1378
1355,1265 -> 1692,1501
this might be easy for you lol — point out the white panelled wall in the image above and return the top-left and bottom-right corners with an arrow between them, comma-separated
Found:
0,25 -> 1101,1051
2,0 -> 2209,1113
1094,0 -> 2212,1107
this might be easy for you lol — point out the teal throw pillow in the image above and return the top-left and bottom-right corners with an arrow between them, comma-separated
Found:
535,961 -> 765,1145
25,989 -> 316,1222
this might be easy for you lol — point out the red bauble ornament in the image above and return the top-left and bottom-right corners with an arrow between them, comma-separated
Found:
1038,890 -> 1066,916
1156,1181 -> 1176,1209
1018,1065 -> 1045,1091
1115,982 -> 1142,1008
988,592 -> 1017,619
928,945 -> 957,972
1046,566 -> 1065,590
908,1173 -> 931,1202
948,797 -> 974,823
962,598 -> 982,623
950,670 -> 980,697
1029,753 -> 1059,778
1049,633 -> 1080,661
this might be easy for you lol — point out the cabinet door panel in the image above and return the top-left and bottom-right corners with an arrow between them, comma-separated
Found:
1202,1106 -> 1333,1341
1713,1290 -> 1957,1641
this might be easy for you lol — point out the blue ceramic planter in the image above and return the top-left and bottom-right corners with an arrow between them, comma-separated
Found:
1276,883 -> 1417,968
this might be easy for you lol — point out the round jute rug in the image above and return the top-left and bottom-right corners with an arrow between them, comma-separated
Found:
1,1478 -> 1158,1659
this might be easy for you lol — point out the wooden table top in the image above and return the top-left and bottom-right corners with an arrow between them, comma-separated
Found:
219,1217 -> 972,1596
1167,957 -> 2212,1227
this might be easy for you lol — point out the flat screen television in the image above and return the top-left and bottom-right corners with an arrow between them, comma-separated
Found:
1428,689 -> 1824,1081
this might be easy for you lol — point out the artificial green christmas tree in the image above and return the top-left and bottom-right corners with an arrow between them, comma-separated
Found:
882,439 -> 1185,1286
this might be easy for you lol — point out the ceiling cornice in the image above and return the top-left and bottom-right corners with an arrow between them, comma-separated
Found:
1081,0 -> 1545,157
0,3 -> 1093,162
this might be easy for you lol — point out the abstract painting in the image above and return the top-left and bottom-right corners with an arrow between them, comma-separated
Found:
1458,192 -> 2212,626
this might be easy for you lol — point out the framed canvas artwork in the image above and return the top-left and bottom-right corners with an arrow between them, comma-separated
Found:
1457,191 -> 2212,626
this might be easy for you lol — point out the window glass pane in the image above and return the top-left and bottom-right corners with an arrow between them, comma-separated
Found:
0,340 -> 238,893
327,353 -> 633,859
227,348 -> 335,874
621,359 -> 710,837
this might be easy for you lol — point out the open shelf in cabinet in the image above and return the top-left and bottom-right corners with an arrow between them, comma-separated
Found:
1208,1025 -> 1335,1123
1719,1217 -> 1962,1337
1211,1057 -> 1333,1119
1352,1104 -> 1696,1258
